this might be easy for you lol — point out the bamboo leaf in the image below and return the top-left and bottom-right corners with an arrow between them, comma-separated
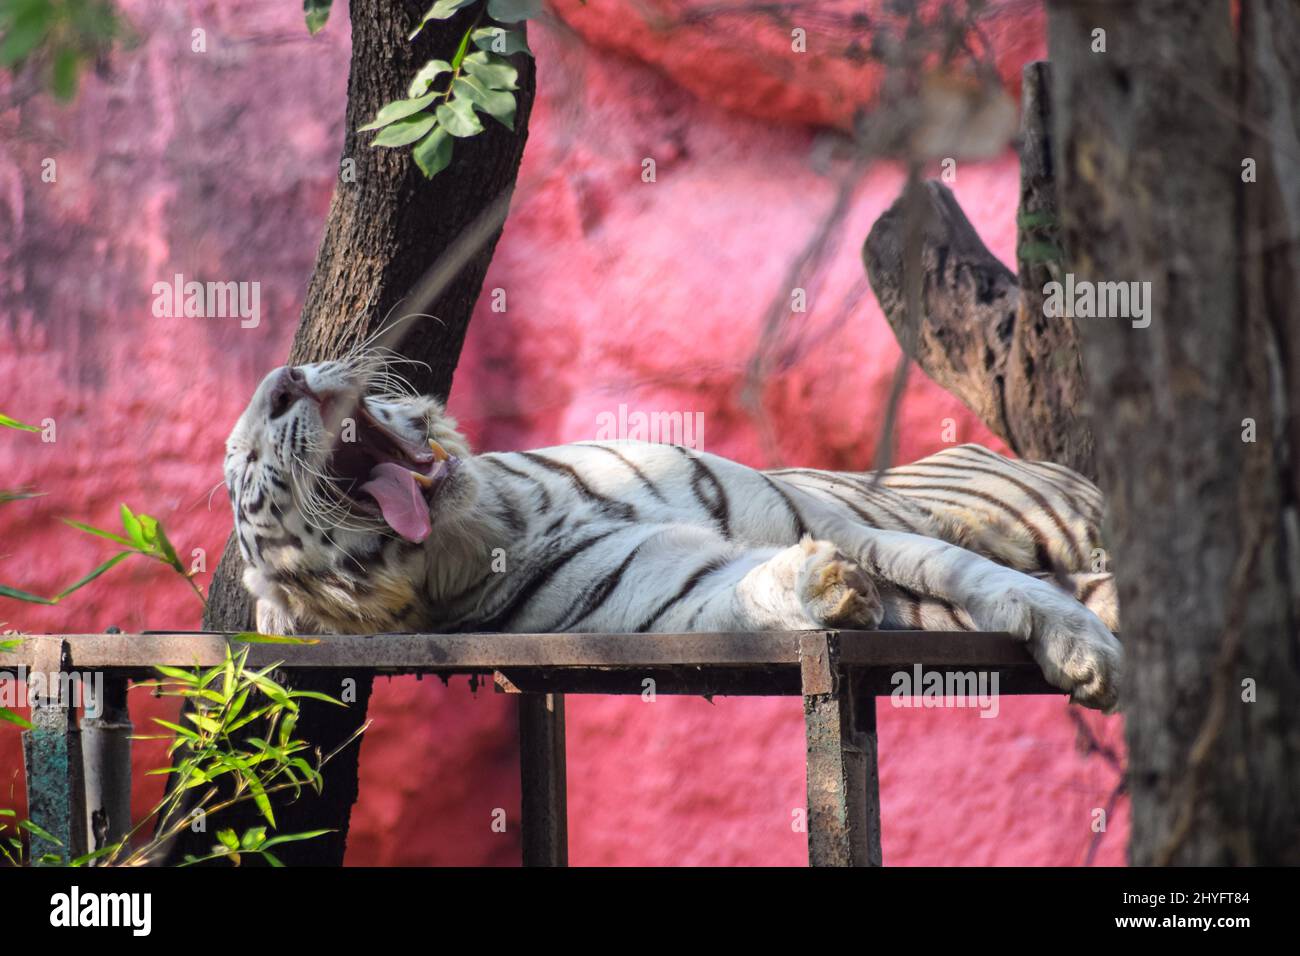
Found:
0,413 -> 40,432
51,552 -> 134,601
61,519 -> 136,547
0,584 -> 55,605
0,707 -> 31,730
233,632 -> 320,645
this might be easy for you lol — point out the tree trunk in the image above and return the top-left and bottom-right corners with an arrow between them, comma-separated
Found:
862,63 -> 1094,477
161,0 -> 536,865
1048,0 -> 1300,864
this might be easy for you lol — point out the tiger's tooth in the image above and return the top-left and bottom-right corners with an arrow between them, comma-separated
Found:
428,438 -> 449,461
411,470 -> 435,488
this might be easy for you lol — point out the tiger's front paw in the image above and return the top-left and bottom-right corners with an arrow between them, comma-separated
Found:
796,539 -> 884,629
966,575 -> 1122,712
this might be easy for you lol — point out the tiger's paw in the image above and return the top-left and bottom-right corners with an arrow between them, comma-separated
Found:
965,574 -> 1122,712
796,539 -> 884,629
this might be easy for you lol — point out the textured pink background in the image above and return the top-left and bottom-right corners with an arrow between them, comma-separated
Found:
0,0 -> 1125,865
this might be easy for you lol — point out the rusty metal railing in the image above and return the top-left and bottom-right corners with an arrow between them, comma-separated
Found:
5,629 -> 1060,866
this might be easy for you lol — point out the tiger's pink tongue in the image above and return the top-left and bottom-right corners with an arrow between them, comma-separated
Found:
360,461 -> 432,543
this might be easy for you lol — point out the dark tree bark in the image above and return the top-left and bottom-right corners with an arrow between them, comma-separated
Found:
1048,0 -> 1300,864
862,62 -> 1094,477
161,0 -> 536,865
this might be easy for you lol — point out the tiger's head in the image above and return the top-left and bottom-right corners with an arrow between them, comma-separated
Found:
224,354 -> 474,632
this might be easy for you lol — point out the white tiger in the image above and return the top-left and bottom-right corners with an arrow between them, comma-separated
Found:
224,356 -> 1122,711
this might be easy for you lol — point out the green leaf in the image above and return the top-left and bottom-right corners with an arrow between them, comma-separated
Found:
409,0 -> 478,40
0,584 -> 55,605
450,23 -> 474,70
261,850 -> 284,867
1016,209 -> 1056,230
454,76 -> 515,129
369,113 -> 437,148
51,552 -> 133,602
246,775 -> 275,828
487,0 -> 542,23
232,631 -> 320,645
0,488 -> 43,504
1017,240 -> 1064,263
151,718 -> 201,742
240,826 -> 267,850
226,687 -> 250,724
18,819 -> 62,847
184,712 -> 222,734
61,518 -> 136,547
0,413 -> 40,432
153,666 -> 200,684
303,0 -> 333,34
471,27 -> 533,57
287,690 -> 347,707
412,126 -> 454,178
0,707 -> 31,730
0,5 -> 51,67
51,48 -> 79,100
260,828 -> 334,850
0,638 -> 21,651
357,91 -> 438,132
462,51 -> 518,91
152,522 -> 182,570
69,845 -> 121,867
408,59 -> 452,97
436,97 -> 483,138
119,504 -> 146,549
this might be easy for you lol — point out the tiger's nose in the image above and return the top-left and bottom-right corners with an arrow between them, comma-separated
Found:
268,365 -> 315,418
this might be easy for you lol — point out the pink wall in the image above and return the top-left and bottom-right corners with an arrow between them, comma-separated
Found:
0,0 -> 1125,865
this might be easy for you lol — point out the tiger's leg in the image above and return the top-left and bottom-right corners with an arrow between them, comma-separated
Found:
789,506 -> 1122,711
575,526 -> 884,633
878,443 -> 1107,576
1031,571 -> 1119,631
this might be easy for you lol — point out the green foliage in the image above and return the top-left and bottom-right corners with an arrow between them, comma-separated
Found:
0,413 -> 40,432
303,0 -> 332,35
0,501 -> 204,607
1,643 -> 365,866
358,0 -> 534,179
0,0 -> 121,100
0,640 -> 30,730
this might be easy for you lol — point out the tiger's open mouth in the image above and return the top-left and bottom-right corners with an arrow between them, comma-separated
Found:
325,399 -> 456,543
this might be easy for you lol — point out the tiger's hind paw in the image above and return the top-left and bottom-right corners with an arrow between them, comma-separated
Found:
796,539 -> 884,629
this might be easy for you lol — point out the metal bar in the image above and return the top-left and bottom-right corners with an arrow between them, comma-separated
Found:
494,665 -> 799,697
801,632 -> 876,867
80,674 -> 132,861
6,630 -> 1054,673
518,693 -> 568,867
853,677 -> 884,866
20,638 -> 86,865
